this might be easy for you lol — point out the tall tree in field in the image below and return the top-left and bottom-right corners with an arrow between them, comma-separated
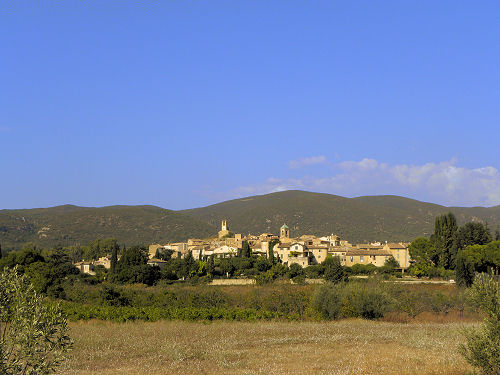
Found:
455,251 -> 476,288
110,244 -> 118,273
433,212 -> 458,269
495,228 -> 500,241
0,244 -> 2,260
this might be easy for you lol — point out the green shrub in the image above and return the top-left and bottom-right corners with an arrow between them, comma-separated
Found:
460,274 -> 500,374
312,281 -> 392,320
0,267 -> 72,374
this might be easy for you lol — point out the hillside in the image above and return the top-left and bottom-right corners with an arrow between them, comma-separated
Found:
0,205 -> 216,250
1,190 -> 500,250
182,191 -> 500,243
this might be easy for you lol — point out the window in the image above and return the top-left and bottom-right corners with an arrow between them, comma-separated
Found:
360,256 -> 364,262
350,256 -> 354,262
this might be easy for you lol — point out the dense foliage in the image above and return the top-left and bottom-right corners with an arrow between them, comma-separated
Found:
0,267 -> 72,374
3,192 -> 500,250
408,213 -> 499,286
460,274 -> 500,374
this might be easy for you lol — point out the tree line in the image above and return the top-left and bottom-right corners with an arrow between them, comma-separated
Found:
408,212 -> 500,286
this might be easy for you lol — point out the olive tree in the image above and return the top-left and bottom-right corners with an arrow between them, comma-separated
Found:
0,267 -> 72,374
460,274 -> 500,374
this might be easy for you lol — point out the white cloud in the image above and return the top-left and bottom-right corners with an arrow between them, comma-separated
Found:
227,158 -> 500,207
287,155 -> 327,169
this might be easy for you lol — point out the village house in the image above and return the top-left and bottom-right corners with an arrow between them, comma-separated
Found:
383,243 -> 411,269
74,261 -> 95,275
343,248 -> 392,267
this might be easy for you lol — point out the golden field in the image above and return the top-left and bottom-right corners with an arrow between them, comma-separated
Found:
57,320 -> 476,375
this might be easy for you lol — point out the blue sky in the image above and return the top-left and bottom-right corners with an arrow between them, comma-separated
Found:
1,1 -> 499,209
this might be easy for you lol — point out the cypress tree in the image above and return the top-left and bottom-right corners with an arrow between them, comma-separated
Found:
268,246 -> 274,264
0,244 -> 2,259
241,241 -> 252,258
268,239 -> 278,264
207,255 -> 215,275
110,244 -> 118,273
455,251 -> 475,288
433,212 -> 458,269
182,252 -> 196,279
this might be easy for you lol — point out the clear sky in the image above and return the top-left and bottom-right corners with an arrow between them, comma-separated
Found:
1,1 -> 499,210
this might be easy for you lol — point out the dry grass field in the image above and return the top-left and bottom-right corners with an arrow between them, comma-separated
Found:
57,320 -> 476,375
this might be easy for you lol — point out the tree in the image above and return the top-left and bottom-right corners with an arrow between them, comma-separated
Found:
119,246 -> 147,267
67,246 -> 84,263
494,229 -> 500,241
219,258 -> 235,278
453,222 -> 491,256
110,244 -> 118,273
433,212 -> 458,269
111,246 -> 159,285
181,252 -> 197,279
0,266 -> 72,374
408,237 -> 436,265
0,244 -> 2,260
288,263 -> 305,283
455,251 -> 476,288
384,256 -> 400,269
207,255 -> 215,275
460,274 -> 500,374
241,241 -> 252,258
323,256 -> 346,284
268,239 -> 279,264
155,248 -> 173,261
255,257 -> 272,272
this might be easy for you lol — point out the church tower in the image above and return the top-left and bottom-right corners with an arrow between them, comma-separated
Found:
280,224 -> 290,239
218,220 -> 230,239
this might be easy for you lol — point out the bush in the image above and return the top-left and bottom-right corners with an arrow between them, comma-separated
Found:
312,281 -> 392,320
346,263 -> 377,275
304,264 -> 324,278
460,274 -> 500,374
0,267 -> 72,374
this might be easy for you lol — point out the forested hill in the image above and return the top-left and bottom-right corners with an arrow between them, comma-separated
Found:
1,190 -> 500,250
0,205 -> 216,251
181,191 -> 500,243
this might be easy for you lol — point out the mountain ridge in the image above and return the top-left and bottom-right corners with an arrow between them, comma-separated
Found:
1,190 -> 499,251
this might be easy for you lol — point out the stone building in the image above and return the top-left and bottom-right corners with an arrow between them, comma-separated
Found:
218,220 -> 230,239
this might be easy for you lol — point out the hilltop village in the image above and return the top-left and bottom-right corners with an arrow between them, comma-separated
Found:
148,220 -> 411,271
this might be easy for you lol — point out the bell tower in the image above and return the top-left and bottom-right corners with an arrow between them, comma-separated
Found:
280,224 -> 290,239
218,219 -> 230,239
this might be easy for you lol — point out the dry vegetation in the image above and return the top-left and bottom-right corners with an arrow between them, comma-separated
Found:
58,320 -> 476,375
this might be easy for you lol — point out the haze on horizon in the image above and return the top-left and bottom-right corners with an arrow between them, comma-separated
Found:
1,1 -> 499,210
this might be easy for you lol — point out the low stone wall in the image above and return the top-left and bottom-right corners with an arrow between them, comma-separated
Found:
209,278 -> 256,286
